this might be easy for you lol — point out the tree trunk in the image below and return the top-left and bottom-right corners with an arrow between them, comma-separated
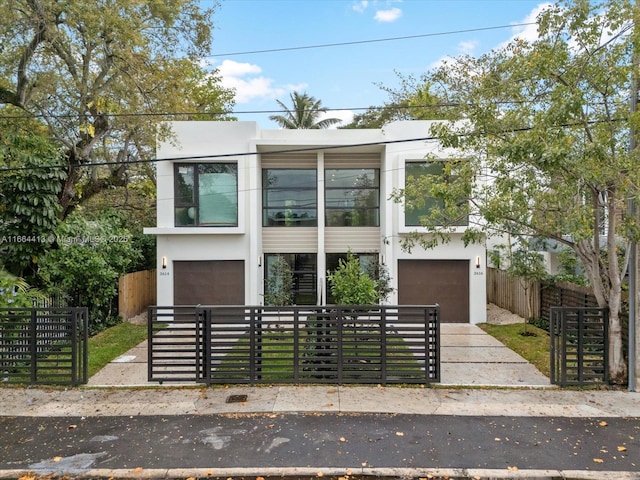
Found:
575,237 -> 627,384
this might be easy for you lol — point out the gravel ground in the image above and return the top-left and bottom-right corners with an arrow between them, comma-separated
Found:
486,303 -> 526,325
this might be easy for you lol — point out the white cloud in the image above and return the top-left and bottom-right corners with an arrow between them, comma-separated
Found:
216,59 -> 306,104
497,3 -> 553,49
374,7 -> 402,22
458,40 -> 478,55
352,0 -> 369,13
216,59 -> 261,77
321,109 -> 355,129
427,3 -> 551,70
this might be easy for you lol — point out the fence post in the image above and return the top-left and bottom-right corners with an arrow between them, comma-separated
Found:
29,309 -> 37,384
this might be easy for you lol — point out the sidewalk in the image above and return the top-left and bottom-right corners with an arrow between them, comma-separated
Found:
2,383 -> 640,418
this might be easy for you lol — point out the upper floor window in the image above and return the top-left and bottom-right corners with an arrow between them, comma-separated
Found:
262,169 -> 317,226
405,161 -> 468,227
325,168 -> 379,227
174,163 -> 238,227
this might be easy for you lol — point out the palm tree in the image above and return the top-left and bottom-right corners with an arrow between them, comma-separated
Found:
269,91 -> 342,129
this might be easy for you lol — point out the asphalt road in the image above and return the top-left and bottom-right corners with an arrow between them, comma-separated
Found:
1,413 -> 639,476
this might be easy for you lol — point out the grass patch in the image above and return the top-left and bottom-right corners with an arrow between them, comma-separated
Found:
215,328 -> 425,382
88,321 -> 147,377
478,323 -> 550,377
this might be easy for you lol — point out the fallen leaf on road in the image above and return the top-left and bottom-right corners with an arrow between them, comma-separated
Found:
507,466 -> 518,471
396,431 -> 404,436
599,421 -> 608,427
594,458 -> 604,463
339,437 -> 347,442
52,457 -> 62,463
67,424 -> 77,431
618,446 -> 627,452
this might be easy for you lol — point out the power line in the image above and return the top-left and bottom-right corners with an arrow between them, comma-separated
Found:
208,23 -> 537,57
0,117 -> 627,174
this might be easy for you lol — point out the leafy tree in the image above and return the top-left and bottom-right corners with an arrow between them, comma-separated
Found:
0,129 -> 65,279
507,247 -> 548,333
363,260 -> 395,303
328,252 -> 378,305
398,0 -> 638,383
0,0 -> 235,218
269,92 -> 341,129
342,75 -> 450,128
263,255 -> 294,307
0,268 -> 45,308
38,215 -> 140,334
80,178 -> 157,272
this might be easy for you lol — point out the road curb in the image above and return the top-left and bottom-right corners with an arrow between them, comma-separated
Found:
3,467 -> 640,479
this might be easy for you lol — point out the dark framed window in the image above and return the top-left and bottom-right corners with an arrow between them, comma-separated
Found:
326,252 -> 379,304
325,169 -> 379,227
174,163 -> 238,227
262,169 -> 317,226
265,253 -> 317,305
405,161 -> 468,227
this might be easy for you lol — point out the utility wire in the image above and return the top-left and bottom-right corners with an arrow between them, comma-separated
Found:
0,117 -> 627,174
207,23 -> 537,57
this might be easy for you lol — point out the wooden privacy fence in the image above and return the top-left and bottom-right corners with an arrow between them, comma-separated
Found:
487,268 -> 605,324
118,269 -> 157,320
487,267 -> 541,319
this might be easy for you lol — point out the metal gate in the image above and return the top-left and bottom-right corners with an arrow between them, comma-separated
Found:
0,307 -> 89,386
148,305 -> 440,385
550,307 -> 608,386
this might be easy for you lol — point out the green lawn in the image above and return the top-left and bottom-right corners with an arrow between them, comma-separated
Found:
88,321 -> 147,377
215,328 -> 425,382
478,323 -> 550,377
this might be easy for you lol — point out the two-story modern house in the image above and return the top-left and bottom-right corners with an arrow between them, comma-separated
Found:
144,120 -> 487,324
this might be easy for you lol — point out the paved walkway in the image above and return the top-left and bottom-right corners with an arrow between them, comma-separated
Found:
87,323 -> 551,388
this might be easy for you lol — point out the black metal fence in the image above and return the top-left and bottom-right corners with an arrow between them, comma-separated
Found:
550,307 -> 608,386
148,305 -> 440,386
0,307 -> 89,386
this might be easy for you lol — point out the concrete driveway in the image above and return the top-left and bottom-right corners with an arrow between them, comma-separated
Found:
88,322 -> 550,388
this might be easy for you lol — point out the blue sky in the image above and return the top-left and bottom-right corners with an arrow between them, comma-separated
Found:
205,0 -> 551,128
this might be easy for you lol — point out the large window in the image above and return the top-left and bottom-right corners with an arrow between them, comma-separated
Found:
265,253 -> 317,305
405,161 -> 468,227
262,169 -> 317,226
174,163 -> 238,227
325,169 -> 379,227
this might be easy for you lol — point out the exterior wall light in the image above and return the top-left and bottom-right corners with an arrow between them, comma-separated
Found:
161,256 -> 167,269
475,256 -> 481,269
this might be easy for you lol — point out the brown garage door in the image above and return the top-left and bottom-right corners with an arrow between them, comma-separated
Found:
398,260 -> 469,323
174,260 -> 245,305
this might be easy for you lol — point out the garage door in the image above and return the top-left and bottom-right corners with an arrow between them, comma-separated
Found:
174,260 -> 245,305
398,260 -> 469,323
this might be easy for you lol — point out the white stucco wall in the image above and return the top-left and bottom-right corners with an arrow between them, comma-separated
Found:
145,120 -> 487,323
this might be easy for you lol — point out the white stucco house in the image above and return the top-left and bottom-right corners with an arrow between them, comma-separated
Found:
144,120 -> 487,324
